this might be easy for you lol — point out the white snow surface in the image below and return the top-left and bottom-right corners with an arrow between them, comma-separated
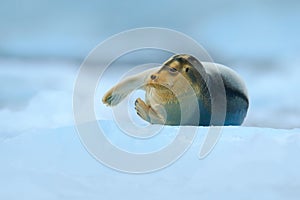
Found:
0,122 -> 300,200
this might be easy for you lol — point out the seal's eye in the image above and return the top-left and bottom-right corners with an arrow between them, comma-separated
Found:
185,68 -> 189,72
169,67 -> 177,73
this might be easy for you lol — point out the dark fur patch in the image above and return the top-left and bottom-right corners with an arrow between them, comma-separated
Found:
224,85 -> 249,105
187,68 -> 199,83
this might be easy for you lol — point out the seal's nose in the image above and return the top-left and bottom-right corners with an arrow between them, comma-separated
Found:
150,74 -> 157,80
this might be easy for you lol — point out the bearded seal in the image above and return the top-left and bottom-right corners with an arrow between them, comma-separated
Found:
102,54 -> 249,126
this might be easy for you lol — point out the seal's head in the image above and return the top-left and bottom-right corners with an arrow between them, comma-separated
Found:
147,54 -> 207,101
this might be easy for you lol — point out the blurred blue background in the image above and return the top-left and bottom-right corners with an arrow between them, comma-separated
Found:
0,0 -> 300,135
1,0 -> 299,61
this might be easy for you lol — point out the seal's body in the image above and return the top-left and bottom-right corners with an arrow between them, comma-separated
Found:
102,54 -> 249,126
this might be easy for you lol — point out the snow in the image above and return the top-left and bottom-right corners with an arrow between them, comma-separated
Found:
0,60 -> 76,137
0,122 -> 300,200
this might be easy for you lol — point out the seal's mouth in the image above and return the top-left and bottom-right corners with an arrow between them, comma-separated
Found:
146,81 -> 171,90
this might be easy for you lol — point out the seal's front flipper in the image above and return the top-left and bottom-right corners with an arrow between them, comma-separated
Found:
135,98 -> 150,121
135,98 -> 166,124
102,87 -> 128,106
102,67 -> 160,106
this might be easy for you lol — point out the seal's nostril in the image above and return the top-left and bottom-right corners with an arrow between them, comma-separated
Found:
151,74 -> 157,80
